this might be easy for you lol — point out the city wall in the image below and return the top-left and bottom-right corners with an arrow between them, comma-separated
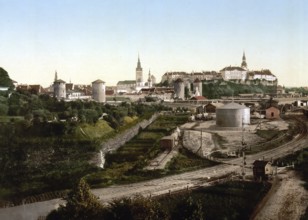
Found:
93,113 -> 159,167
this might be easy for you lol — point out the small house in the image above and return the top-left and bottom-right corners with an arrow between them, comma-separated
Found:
160,136 -> 175,151
266,106 -> 280,119
253,160 -> 273,181
205,103 -> 223,113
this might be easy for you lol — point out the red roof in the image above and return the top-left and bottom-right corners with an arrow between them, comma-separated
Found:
190,96 -> 206,100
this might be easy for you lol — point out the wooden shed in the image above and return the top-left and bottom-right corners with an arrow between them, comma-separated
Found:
205,103 -> 223,113
160,136 -> 175,151
266,106 -> 280,120
253,160 -> 273,181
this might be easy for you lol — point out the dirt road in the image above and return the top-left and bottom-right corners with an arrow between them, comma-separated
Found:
253,170 -> 308,220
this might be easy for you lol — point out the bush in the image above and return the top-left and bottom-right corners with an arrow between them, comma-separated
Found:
0,103 -> 8,115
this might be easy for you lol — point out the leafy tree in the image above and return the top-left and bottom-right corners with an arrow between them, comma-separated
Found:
0,103 -> 8,115
105,195 -> 168,220
0,67 -> 14,89
80,109 -> 99,124
47,178 -> 104,220
184,87 -> 190,99
171,195 -> 204,220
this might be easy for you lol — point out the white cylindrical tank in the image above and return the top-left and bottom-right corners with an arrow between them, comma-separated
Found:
216,102 -> 250,127
53,79 -> 66,99
92,79 -> 106,103
174,78 -> 185,100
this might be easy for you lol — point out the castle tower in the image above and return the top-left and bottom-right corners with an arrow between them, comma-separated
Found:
241,51 -> 247,69
174,78 -> 185,100
92,79 -> 106,103
136,55 -> 143,87
53,79 -> 66,100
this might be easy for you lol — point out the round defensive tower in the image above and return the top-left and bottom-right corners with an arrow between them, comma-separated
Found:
174,78 -> 185,100
216,102 -> 250,127
92,79 -> 106,103
53,79 -> 66,100
193,78 -> 202,96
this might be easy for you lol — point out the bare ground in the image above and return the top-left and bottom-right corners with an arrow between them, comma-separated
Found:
180,119 -> 289,156
254,170 -> 308,220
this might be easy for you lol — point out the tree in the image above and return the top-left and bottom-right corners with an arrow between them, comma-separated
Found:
171,195 -> 204,220
0,67 -> 14,89
105,195 -> 168,220
0,103 -> 8,115
46,178 -> 104,220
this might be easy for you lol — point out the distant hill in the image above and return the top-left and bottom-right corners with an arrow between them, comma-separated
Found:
0,67 -> 14,89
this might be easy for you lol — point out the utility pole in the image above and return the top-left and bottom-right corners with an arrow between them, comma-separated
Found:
201,129 -> 203,149
241,115 -> 247,179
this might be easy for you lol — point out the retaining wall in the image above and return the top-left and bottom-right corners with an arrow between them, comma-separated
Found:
92,113 -> 159,167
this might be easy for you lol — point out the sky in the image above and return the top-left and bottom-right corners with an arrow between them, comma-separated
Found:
0,0 -> 307,87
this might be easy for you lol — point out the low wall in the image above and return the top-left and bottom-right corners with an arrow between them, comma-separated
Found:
93,113 -> 159,167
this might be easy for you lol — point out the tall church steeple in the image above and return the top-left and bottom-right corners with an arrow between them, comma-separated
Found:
136,55 -> 143,86
136,55 -> 142,71
241,51 -> 247,69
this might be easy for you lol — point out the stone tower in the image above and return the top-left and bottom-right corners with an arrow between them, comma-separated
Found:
174,78 -> 185,100
53,79 -> 66,100
136,55 -> 143,87
92,79 -> 106,103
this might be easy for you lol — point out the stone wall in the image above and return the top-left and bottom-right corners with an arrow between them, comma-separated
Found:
93,113 -> 159,167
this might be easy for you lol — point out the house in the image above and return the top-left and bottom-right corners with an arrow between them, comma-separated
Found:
220,66 -> 247,81
294,100 -> 308,107
116,80 -> 136,94
190,96 -> 206,101
160,136 -> 175,151
16,84 -> 45,94
253,160 -> 273,181
266,106 -> 280,119
205,102 -> 224,113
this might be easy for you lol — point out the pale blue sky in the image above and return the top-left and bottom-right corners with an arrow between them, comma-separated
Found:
0,0 -> 307,87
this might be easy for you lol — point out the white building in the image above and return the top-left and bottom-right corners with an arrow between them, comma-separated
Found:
220,66 -> 247,81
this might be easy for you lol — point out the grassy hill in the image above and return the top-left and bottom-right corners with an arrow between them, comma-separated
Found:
75,120 -> 114,139
203,80 -> 277,98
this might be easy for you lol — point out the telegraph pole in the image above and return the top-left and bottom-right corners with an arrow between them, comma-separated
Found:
241,115 -> 247,179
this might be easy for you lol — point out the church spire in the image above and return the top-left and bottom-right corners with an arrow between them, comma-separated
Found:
136,55 -> 142,71
241,51 -> 247,69
136,54 -> 143,86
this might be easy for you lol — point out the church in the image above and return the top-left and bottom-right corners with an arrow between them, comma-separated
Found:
116,55 -> 156,94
